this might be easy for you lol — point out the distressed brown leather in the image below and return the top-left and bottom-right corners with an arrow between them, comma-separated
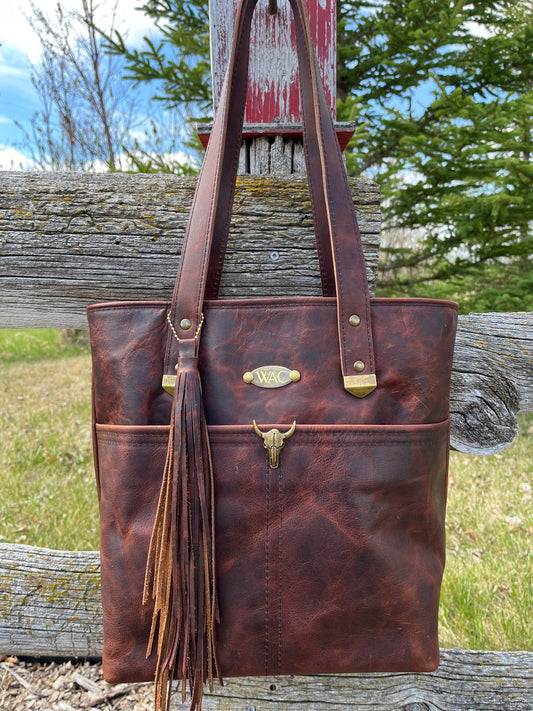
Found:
88,0 -> 458,691
94,420 -> 450,682
88,297 -> 457,429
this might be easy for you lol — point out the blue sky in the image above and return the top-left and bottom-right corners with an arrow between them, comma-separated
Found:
0,2 -> 493,171
0,0 -> 157,169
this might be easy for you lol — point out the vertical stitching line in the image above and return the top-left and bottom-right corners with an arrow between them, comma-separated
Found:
278,464 -> 283,674
295,4 -> 333,297
210,3 -> 254,298
173,0 -> 252,335
265,461 -> 270,677
296,0 -> 374,375
169,83 -> 213,330
295,4 -> 346,375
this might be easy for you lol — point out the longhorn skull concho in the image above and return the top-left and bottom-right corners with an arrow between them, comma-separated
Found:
252,420 -> 296,469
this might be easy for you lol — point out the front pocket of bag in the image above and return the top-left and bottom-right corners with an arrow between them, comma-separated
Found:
95,419 -> 450,681
209,420 -> 450,676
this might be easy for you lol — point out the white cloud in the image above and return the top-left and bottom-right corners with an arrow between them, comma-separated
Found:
0,49 -> 35,92
0,1 -> 164,164
0,145 -> 35,170
0,0 -> 158,65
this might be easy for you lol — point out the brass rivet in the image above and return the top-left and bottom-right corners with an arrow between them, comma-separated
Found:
349,314 -> 361,327
243,372 -> 254,384
174,363 -> 179,372
289,370 -> 301,382
353,360 -> 365,372
180,318 -> 192,330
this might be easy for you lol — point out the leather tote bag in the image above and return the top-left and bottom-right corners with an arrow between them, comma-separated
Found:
87,0 -> 458,709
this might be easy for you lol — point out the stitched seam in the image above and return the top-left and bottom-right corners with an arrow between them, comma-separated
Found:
97,436 -> 445,448
194,120 -> 224,337
88,303 -> 168,312
168,121 -> 211,359
96,429 -> 448,446
169,0 -> 245,340
265,461 -> 270,677
209,5 -> 252,301
301,91 -> 330,297
298,0 -> 374,375
297,4 -> 353,374
89,300 -> 457,314
95,438 -> 169,447
296,5 -> 333,297
278,464 -> 283,674
322,103 -> 374,373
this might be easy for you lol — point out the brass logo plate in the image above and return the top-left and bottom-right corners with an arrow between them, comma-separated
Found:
243,365 -> 300,389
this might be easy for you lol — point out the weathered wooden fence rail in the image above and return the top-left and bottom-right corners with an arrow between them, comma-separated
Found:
1,171 -> 532,709
1,172 -> 531,454
1,544 -> 532,710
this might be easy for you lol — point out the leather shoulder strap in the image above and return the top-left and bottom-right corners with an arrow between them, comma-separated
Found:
204,10 -> 336,300
167,0 -> 376,397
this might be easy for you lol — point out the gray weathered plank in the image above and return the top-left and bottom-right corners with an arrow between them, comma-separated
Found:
0,544 -> 532,710
1,171 -> 531,454
0,171 -> 380,329
451,311 -> 533,454
200,649 -> 533,710
0,544 -> 102,658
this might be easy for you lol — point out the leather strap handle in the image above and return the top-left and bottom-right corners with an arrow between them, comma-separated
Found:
204,5 -> 336,300
167,0 -> 376,397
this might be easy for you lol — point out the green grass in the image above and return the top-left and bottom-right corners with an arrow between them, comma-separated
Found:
439,415 -> 533,651
0,329 -> 531,651
0,331 -> 96,551
0,328 -> 89,363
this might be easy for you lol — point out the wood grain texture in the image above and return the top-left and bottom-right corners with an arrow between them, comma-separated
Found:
0,544 -> 102,658
0,544 -> 531,710
199,649 -> 533,710
451,311 -> 533,454
1,172 -> 532,455
0,171 -> 380,329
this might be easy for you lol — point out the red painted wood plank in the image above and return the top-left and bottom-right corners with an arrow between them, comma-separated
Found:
197,123 -> 355,151
209,0 -> 336,123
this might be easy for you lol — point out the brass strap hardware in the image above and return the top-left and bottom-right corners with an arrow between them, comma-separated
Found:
253,420 -> 296,469
162,374 -> 178,395
162,312 -> 205,395
167,311 -> 204,343
344,374 -> 377,398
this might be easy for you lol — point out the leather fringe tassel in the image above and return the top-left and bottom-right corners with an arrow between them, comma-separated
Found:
143,342 -> 221,711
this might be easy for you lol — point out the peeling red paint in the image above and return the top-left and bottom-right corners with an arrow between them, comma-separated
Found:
210,0 -> 336,123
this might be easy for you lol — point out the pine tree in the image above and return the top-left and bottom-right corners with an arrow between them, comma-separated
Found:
338,0 -> 532,310
105,0 -> 532,310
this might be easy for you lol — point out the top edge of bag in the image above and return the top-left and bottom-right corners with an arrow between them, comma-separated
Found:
86,296 -> 459,313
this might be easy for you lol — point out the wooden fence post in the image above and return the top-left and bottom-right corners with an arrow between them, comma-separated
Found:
210,0 -> 337,122
198,0 -> 355,174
